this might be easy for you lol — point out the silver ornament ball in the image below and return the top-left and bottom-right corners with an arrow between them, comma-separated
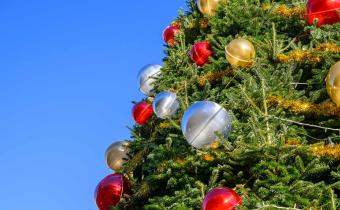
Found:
153,91 -> 180,119
137,64 -> 162,96
181,101 -> 231,149
105,141 -> 129,171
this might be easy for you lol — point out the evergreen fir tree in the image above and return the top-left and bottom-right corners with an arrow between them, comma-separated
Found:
113,0 -> 340,209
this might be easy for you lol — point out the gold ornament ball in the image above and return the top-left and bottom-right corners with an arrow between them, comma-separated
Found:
197,0 -> 222,16
105,141 -> 129,171
225,38 -> 256,67
326,61 -> 340,106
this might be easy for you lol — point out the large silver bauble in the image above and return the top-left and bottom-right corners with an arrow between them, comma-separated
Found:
181,101 -> 231,149
153,91 -> 180,119
105,141 -> 129,171
137,64 -> 162,96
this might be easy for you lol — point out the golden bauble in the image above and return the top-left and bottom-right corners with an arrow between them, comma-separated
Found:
105,141 -> 129,171
197,0 -> 222,16
225,38 -> 256,67
326,61 -> 340,106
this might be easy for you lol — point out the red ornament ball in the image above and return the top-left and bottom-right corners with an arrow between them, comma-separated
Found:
163,25 -> 180,46
132,101 -> 153,125
190,41 -> 213,66
202,187 -> 242,210
306,0 -> 340,26
95,174 -> 130,210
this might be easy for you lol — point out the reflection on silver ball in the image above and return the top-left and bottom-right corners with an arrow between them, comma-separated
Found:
105,141 -> 129,171
181,101 -> 231,149
153,91 -> 180,119
137,64 -> 162,96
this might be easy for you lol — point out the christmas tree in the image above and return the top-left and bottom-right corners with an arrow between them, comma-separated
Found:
95,0 -> 340,209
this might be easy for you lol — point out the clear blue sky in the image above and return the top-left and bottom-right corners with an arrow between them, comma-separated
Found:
0,1 -> 185,209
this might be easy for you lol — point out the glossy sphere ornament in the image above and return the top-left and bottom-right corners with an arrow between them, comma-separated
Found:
152,91 -> 180,119
225,38 -> 256,67
197,0 -> 222,16
163,24 -> 180,46
105,141 -> 129,171
132,101 -> 153,125
326,61 -> 340,106
190,41 -> 213,66
307,0 -> 340,26
202,187 -> 242,210
181,101 -> 231,149
137,64 -> 162,96
95,174 -> 130,210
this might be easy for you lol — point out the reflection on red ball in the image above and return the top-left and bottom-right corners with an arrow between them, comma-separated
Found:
202,187 -> 242,210
163,25 -> 180,46
132,101 -> 153,125
190,41 -> 213,66
306,0 -> 340,26
95,174 -> 130,210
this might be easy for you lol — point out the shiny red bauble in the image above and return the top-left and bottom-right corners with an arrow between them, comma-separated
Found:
190,41 -> 213,66
163,25 -> 180,46
95,174 -> 130,210
306,0 -> 340,26
132,101 -> 153,125
202,187 -> 242,210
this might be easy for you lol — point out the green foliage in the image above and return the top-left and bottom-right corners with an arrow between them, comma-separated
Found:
115,0 -> 340,209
